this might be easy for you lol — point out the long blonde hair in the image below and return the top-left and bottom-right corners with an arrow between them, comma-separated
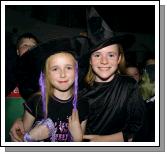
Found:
42,52 -> 77,117
85,44 -> 126,86
41,56 -> 54,118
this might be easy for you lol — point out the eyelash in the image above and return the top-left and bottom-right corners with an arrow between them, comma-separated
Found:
53,67 -> 73,71
93,54 -> 114,58
53,68 -> 58,71
94,54 -> 100,57
109,54 -> 114,57
67,67 -> 72,70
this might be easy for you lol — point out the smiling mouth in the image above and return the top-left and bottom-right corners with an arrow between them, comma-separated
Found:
98,67 -> 111,71
58,81 -> 68,83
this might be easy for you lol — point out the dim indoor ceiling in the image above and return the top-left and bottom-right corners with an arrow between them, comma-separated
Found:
7,5 -> 155,34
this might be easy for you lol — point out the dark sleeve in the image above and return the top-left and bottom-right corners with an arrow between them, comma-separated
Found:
77,100 -> 89,122
5,44 -> 18,96
122,82 -> 147,141
23,94 -> 42,118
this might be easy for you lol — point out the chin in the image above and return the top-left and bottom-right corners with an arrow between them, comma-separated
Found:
58,88 -> 70,92
97,74 -> 115,82
57,84 -> 73,92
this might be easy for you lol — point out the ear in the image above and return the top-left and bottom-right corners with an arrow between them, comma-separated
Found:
89,58 -> 92,65
16,49 -> 20,56
118,55 -> 121,64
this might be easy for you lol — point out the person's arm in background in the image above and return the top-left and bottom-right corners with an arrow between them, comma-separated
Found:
22,110 -> 35,132
9,110 -> 35,142
10,118 -> 25,142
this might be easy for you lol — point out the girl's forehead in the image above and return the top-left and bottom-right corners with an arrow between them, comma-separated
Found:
93,44 -> 119,53
48,52 -> 76,64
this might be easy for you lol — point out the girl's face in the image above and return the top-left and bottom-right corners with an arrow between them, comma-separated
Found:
90,44 -> 121,82
47,53 -> 76,92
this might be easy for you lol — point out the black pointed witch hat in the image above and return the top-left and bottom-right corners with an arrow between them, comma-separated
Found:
87,6 -> 135,53
17,35 -> 89,101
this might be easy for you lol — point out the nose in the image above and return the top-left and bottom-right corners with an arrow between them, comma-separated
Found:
60,69 -> 66,78
100,55 -> 108,64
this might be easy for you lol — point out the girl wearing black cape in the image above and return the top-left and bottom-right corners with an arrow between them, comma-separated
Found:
80,7 -> 147,142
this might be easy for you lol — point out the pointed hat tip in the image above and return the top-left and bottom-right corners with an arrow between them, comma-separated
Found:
86,6 -> 135,52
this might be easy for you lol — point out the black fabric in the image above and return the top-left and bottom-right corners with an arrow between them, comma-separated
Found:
5,33 -> 18,96
79,74 -> 147,141
23,94 -> 89,142
24,94 -> 89,123
145,97 -> 155,142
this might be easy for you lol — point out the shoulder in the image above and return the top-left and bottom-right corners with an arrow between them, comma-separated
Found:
23,92 -> 44,118
77,96 -> 89,122
27,92 -> 42,102
114,74 -> 139,94
117,74 -> 137,85
78,86 -> 89,95
78,88 -> 88,97
25,92 -> 42,108
78,89 -> 89,109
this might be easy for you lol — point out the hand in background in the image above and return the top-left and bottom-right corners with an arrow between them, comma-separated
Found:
10,118 -> 25,142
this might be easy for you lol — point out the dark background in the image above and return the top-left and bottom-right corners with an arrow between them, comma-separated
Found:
5,5 -> 155,66
6,5 -> 155,34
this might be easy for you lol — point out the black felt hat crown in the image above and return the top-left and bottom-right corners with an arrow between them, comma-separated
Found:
87,7 -> 135,52
17,35 -> 89,101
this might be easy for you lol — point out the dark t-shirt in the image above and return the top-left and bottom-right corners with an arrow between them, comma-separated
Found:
24,94 -> 89,142
79,74 -> 147,141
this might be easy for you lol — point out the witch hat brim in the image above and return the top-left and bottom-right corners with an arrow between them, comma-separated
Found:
87,7 -> 135,53
17,36 -> 89,101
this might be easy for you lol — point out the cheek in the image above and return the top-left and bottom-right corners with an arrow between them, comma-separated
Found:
113,60 -> 119,65
19,48 -> 27,56
112,57 -> 121,65
48,72 -> 58,80
70,71 -> 75,81
90,58 -> 98,66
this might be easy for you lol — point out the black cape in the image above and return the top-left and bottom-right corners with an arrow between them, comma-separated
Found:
79,74 -> 147,141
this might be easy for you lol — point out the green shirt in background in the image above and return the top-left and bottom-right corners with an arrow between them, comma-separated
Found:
5,87 -> 25,142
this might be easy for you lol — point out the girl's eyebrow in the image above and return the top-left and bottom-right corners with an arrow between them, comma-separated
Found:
50,65 -> 58,68
50,64 -> 73,68
108,52 -> 117,54
65,64 -> 73,66
92,52 -> 100,55
93,51 -> 116,54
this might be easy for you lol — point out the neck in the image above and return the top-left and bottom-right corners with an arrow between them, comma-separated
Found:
53,89 -> 72,101
95,74 -> 115,83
